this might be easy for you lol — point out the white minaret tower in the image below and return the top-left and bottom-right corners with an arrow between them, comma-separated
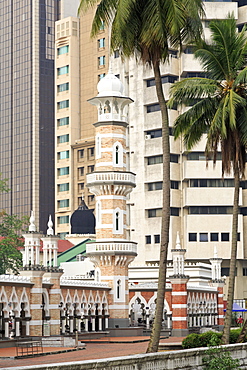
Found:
41,215 -> 59,267
22,211 -> 42,266
86,70 -> 137,328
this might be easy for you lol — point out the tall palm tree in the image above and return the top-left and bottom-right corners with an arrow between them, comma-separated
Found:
78,0 -> 204,352
169,16 -> 247,344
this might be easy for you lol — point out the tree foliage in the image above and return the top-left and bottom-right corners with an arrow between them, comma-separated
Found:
169,16 -> 247,344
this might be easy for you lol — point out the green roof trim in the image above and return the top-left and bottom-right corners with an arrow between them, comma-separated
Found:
57,239 -> 95,265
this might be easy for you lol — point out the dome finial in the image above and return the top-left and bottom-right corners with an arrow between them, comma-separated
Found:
175,231 -> 181,249
47,215 -> 54,236
29,211 -> 36,232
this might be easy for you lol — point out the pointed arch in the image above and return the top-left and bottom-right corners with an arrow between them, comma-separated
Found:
113,141 -> 123,167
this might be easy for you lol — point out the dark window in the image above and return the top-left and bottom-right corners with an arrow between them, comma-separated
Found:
79,167 -> 84,176
199,233 -> 208,242
146,129 -> 162,138
171,181 -> 179,189
147,155 -> 163,165
170,154 -> 179,163
238,232 -> 241,241
171,207 -> 179,216
88,165 -> 95,173
154,235 -> 160,243
189,206 -> 232,215
189,233 -> 197,242
147,182 -> 163,191
78,149 -> 84,159
148,208 -> 162,218
146,235 -> 151,244
221,233 -> 229,242
210,233 -> 219,242
114,50 -> 119,58
243,268 -> 247,276
147,103 -> 160,113
88,147 -> 94,157
146,75 -> 178,87
221,268 -> 230,277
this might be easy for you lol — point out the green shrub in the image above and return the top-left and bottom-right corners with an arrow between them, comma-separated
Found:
182,333 -> 201,349
202,334 -> 240,369
182,328 -> 247,349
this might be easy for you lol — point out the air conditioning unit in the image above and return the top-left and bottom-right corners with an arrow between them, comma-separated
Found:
145,134 -> 151,140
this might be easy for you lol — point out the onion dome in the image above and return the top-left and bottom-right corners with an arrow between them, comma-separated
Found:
70,197 -> 95,234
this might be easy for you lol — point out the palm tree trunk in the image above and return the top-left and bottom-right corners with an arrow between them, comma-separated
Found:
222,168 -> 240,344
146,61 -> 170,353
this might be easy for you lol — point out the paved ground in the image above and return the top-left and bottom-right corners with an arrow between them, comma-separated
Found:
0,336 -> 184,369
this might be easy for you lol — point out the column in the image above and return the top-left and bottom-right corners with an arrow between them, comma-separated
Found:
170,277 -> 189,337
15,319 -> 20,337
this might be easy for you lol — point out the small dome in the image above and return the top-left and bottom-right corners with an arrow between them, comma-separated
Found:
97,71 -> 124,97
70,198 -> 95,234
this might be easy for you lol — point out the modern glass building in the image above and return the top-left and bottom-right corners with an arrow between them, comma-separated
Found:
0,0 -> 79,232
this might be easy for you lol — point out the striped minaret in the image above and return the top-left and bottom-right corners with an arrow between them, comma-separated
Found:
86,70 -> 137,328
210,246 -> 225,329
169,233 -> 189,337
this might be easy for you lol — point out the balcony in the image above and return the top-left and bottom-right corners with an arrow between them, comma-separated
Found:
86,241 -> 137,255
87,171 -> 136,187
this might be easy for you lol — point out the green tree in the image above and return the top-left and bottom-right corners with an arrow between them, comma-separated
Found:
0,173 -> 10,194
169,16 -> 247,344
0,213 -> 29,274
78,0 -> 204,352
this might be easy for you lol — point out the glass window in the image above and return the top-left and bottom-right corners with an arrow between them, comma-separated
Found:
146,75 -> 178,87
200,233 -> 208,242
58,117 -> 69,126
146,235 -> 151,244
148,182 -> 163,191
58,82 -> 69,92
58,215 -> 69,224
98,73 -> 106,81
58,134 -> 69,143
146,129 -> 162,138
100,21 -> 105,30
221,233 -> 229,242
57,65 -> 69,75
78,149 -> 84,159
88,165 -> 95,173
189,233 -> 197,242
148,209 -> 162,218
58,167 -> 69,176
58,150 -> 69,159
57,45 -> 69,55
59,199 -> 69,208
171,207 -> 179,216
210,233 -> 218,242
170,154 -> 179,163
58,183 -> 69,192
98,56 -> 105,66
154,235 -> 160,243
88,147 -> 94,157
114,50 -> 120,58
79,167 -> 84,176
147,103 -> 160,113
171,181 -> 179,189
98,38 -> 105,48
147,155 -> 163,165
58,100 -> 69,109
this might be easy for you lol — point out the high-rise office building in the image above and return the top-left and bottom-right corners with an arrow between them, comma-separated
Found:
0,0 -> 80,232
55,1 -> 247,299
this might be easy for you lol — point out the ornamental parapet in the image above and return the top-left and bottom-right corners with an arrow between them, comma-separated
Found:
87,171 -> 136,187
0,274 -> 32,283
60,278 -> 110,289
86,241 -> 137,255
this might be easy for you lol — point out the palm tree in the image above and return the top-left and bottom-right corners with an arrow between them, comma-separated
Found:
169,16 -> 247,344
78,0 -> 204,352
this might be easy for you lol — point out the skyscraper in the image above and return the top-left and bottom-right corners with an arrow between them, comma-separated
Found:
0,0 -> 79,232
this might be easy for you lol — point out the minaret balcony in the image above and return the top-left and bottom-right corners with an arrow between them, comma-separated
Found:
87,171 -> 136,196
86,241 -> 137,256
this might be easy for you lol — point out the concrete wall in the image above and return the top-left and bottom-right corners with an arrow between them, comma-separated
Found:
6,343 -> 247,370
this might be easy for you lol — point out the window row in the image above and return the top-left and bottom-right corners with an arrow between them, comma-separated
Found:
187,152 -> 222,161
189,206 -> 232,215
146,103 -> 177,113
147,154 -> 179,165
147,207 -> 179,217
78,165 -> 95,176
189,179 -> 234,188
147,181 -> 179,191
145,234 -> 160,244
188,232 -> 240,242
146,75 -> 178,87
145,128 -> 173,138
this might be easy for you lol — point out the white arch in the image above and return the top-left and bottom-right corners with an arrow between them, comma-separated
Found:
20,288 -> 31,317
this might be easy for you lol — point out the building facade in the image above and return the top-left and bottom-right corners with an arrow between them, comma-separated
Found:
54,1 -> 247,301
0,0 -> 80,233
